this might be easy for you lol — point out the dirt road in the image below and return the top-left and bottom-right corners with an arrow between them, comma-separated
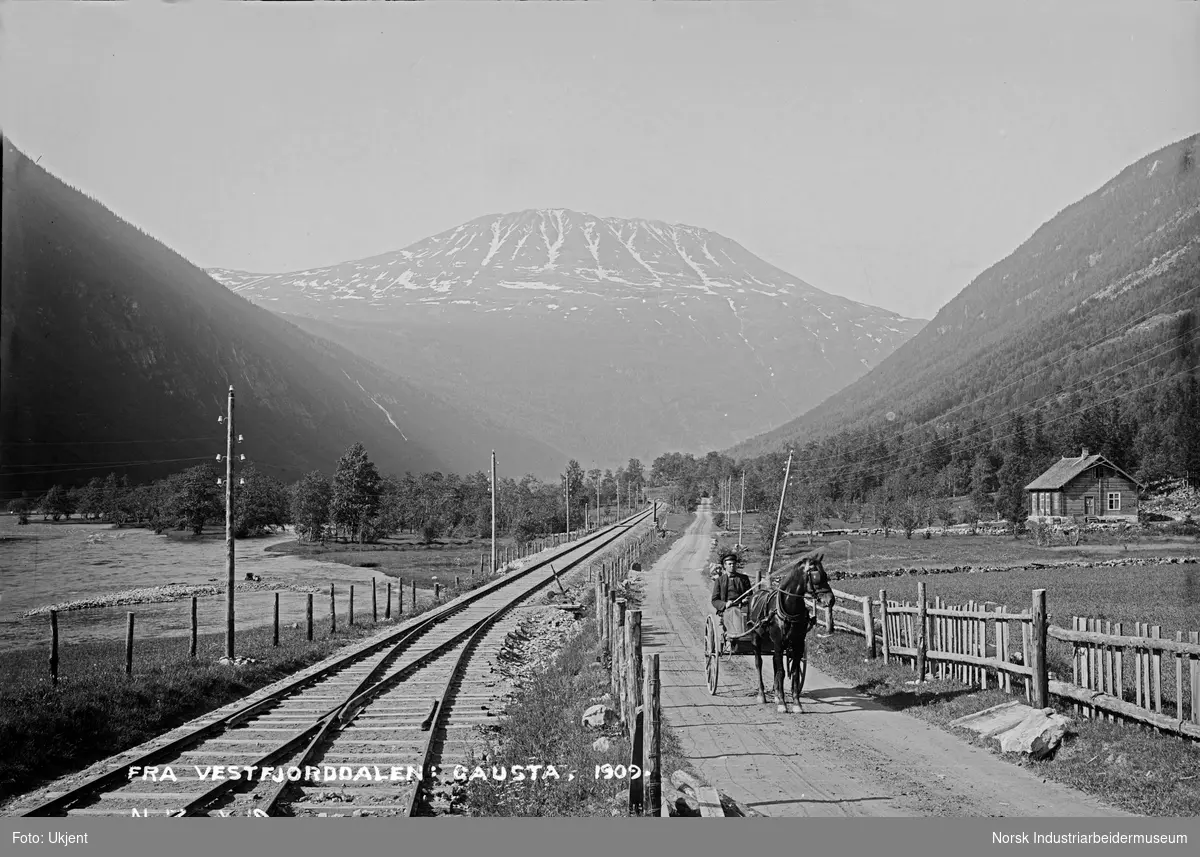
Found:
639,504 -> 1130,817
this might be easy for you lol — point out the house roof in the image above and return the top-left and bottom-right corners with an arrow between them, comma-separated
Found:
1024,453 -> 1143,491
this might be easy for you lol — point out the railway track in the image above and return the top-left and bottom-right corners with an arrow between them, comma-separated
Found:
18,509 -> 653,818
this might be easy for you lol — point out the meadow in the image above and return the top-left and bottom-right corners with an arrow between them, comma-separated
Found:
714,511 -> 1200,631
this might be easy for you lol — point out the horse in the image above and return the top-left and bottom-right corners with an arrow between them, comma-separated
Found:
746,549 -> 835,713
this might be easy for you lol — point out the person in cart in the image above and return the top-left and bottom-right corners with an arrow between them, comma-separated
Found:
710,551 -> 753,638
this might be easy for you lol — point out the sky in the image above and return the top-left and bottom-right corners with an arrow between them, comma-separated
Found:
2,2 -> 1197,320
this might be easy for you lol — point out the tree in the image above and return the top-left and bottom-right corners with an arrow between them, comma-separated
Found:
291,471 -> 332,543
756,505 -> 792,563
371,474 -> 411,539
330,443 -> 382,544
170,464 -> 222,535
10,498 -> 31,525
101,472 -> 129,526
234,465 -> 290,538
626,458 -> 646,499
41,485 -> 73,521
563,459 -> 586,525
968,454 -> 995,519
77,477 -> 104,520
790,482 -> 823,545
995,452 -> 1031,536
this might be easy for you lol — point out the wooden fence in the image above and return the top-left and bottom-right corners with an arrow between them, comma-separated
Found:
592,527 -> 666,817
810,583 -> 1200,742
42,526 -> 599,680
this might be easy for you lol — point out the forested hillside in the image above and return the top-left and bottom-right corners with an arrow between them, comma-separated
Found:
652,135 -> 1200,530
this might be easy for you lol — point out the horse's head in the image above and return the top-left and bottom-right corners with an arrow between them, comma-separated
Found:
788,549 -> 834,609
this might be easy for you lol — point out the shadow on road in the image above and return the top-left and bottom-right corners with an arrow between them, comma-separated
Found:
747,796 -> 897,808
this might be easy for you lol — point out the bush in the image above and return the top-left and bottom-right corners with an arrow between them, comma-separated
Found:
712,512 -> 725,529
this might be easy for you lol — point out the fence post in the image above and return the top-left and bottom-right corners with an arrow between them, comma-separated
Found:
916,581 -> 928,681
190,597 -> 198,658
607,590 -> 618,653
1189,631 -> 1199,725
1150,625 -> 1163,714
386,582 -> 392,620
306,593 -> 314,641
613,601 -> 626,709
435,582 -> 441,602
273,592 -> 279,647
125,612 -> 135,675
863,595 -> 876,658
1030,589 -> 1048,709
330,584 -> 337,634
50,609 -> 59,686
627,609 -> 643,738
411,579 -> 417,612
372,578 -> 378,623
644,654 -> 661,818
878,590 -> 890,663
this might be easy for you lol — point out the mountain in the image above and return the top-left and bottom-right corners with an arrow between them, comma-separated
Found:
207,209 -> 924,464
0,138 -> 563,498
729,133 -> 1200,461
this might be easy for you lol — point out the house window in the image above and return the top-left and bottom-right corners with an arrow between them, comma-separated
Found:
1107,492 -> 1121,511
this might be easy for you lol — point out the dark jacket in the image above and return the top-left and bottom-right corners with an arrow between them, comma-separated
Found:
711,570 -> 752,612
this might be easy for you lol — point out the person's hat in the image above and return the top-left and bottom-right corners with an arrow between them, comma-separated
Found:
718,551 -> 740,567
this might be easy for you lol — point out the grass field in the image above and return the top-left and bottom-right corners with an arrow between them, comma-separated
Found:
830,564 -> 1200,637
710,511 -> 1200,632
264,531 -> 542,591
0,518 -> 412,650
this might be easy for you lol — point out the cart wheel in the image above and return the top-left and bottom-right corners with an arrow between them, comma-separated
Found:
795,653 -> 809,699
704,616 -> 720,695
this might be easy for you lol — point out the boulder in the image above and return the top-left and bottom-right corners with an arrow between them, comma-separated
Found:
592,737 -> 612,753
581,703 -> 619,728
670,770 -> 704,797
996,708 -> 1073,759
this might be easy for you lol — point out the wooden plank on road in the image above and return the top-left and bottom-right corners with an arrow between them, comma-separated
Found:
696,785 -> 723,817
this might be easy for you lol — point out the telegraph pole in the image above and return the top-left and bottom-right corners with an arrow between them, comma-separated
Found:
565,472 -> 571,539
617,479 -> 621,522
490,451 -> 497,574
223,386 -> 236,660
739,469 -> 745,548
763,450 -> 794,584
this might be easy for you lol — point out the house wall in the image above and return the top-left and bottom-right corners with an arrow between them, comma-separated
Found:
1060,465 -> 1139,520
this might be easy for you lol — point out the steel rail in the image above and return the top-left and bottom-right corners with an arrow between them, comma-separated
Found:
20,509 -> 651,818
260,510 -> 652,816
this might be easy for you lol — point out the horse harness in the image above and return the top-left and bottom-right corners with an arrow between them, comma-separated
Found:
728,579 -> 811,639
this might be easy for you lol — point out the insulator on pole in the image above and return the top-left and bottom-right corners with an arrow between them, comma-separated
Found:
239,478 -> 246,486
216,478 -> 223,486
215,454 -> 222,461
217,416 -> 224,423
238,434 -> 244,443
239,454 -> 246,461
